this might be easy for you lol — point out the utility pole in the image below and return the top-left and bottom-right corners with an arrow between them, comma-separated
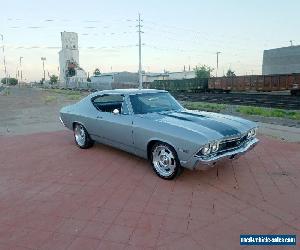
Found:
290,40 -> 293,46
216,51 -> 221,77
20,57 -> 23,81
0,34 -> 8,85
19,56 -> 23,86
137,13 -> 143,89
41,57 -> 46,82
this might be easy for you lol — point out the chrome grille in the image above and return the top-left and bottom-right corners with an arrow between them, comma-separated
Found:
218,135 -> 247,152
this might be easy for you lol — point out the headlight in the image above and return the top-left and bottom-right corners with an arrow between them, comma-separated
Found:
198,141 -> 220,157
247,128 -> 256,139
211,141 -> 219,152
201,144 -> 211,155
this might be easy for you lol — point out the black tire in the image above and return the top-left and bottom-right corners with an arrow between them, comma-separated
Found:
150,142 -> 183,180
73,123 -> 94,149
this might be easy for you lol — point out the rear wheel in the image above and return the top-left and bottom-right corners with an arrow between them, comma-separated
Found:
151,142 -> 182,180
73,123 -> 94,149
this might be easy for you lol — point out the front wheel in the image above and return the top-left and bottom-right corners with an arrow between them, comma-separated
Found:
74,123 -> 94,149
151,142 -> 182,180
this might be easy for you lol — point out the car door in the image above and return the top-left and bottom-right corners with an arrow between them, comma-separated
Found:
90,94 -> 134,151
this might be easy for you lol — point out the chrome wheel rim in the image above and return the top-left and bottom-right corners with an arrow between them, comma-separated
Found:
152,145 -> 176,177
74,124 -> 86,146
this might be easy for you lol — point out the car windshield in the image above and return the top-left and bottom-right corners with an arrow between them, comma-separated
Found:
129,92 -> 183,114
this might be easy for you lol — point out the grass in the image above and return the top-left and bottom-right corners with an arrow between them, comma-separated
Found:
236,106 -> 300,120
45,88 -> 82,95
183,101 -> 300,120
66,94 -> 82,101
2,88 -> 10,96
43,95 -> 57,104
45,88 -> 83,101
182,101 -> 227,112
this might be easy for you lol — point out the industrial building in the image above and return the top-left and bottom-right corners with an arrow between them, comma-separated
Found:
262,45 -> 300,75
58,31 -> 87,87
89,72 -> 139,90
143,71 -> 196,83
90,74 -> 114,90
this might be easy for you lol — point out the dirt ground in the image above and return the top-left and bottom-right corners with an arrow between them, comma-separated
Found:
1,86 -> 300,142
0,86 -> 85,136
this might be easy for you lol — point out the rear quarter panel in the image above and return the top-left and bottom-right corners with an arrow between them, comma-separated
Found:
60,98 -> 98,132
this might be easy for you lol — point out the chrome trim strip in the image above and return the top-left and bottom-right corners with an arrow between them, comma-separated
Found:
59,116 -> 65,126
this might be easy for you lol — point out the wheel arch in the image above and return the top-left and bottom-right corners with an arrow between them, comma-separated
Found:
72,120 -> 89,131
146,139 -> 178,160
72,121 -> 82,129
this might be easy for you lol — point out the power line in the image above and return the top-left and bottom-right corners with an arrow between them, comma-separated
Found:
3,44 -> 137,50
144,22 -> 294,52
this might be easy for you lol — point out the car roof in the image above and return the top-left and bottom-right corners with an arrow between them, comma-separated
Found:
90,88 -> 167,96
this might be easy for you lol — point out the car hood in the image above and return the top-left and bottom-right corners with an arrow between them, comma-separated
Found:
142,109 -> 256,140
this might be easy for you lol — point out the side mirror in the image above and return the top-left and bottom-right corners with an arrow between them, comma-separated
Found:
113,109 -> 120,115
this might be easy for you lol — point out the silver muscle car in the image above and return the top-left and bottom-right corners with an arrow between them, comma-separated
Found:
59,89 -> 259,179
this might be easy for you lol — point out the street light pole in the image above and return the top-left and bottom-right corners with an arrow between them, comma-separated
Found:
20,56 -> 24,78
216,51 -> 221,77
0,34 -> 8,85
41,57 -> 46,82
19,56 -> 23,87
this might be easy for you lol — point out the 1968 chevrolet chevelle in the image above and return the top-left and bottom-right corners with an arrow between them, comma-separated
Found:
60,89 -> 259,179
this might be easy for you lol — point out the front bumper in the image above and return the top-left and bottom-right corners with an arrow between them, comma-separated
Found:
181,137 -> 259,170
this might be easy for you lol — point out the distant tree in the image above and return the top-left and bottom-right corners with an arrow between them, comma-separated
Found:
226,69 -> 236,77
1,77 -> 18,85
94,68 -> 101,76
1,78 -> 7,84
194,65 -> 214,78
49,75 -> 58,84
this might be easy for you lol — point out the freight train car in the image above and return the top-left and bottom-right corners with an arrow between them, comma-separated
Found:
208,73 -> 300,95
143,78 -> 208,92
144,73 -> 300,95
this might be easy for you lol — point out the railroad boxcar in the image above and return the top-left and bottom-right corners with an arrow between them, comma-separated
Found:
279,75 -> 289,91
290,74 -> 300,95
249,75 -> 262,91
208,77 -> 232,92
223,77 -> 233,92
146,78 -> 208,92
208,73 -> 300,95
145,73 -> 300,95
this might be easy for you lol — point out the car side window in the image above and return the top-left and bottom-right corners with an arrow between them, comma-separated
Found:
92,94 -> 127,114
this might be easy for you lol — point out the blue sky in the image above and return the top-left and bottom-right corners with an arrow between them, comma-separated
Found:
1,0 -> 300,81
